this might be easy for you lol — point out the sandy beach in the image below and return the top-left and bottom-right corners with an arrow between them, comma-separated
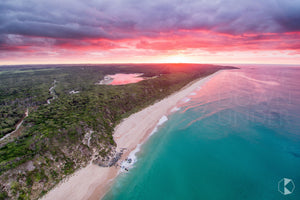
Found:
41,71 -> 221,200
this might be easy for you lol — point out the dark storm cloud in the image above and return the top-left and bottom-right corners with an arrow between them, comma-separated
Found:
273,0 -> 300,32
0,0 -> 299,48
0,0 -> 136,40
1,20 -> 111,39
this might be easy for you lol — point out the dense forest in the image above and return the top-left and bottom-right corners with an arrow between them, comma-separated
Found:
0,64 -> 235,199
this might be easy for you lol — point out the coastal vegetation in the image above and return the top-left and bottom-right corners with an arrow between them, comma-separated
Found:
0,64 -> 235,199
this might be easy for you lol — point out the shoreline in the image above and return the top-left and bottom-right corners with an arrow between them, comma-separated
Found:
40,71 -> 222,200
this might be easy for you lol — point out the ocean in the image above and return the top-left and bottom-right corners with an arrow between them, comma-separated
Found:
103,65 -> 300,200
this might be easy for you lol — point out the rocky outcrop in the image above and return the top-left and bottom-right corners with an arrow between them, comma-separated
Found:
93,148 -> 125,167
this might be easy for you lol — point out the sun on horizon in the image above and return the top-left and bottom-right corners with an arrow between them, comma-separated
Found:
0,0 -> 299,65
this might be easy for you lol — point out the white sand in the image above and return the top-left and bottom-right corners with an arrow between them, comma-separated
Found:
40,71 -> 220,200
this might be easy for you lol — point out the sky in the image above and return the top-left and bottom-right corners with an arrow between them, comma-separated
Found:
0,0 -> 300,65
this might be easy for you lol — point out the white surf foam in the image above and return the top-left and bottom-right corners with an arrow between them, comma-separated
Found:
149,115 -> 168,137
120,115 -> 169,172
120,144 -> 142,172
171,106 -> 181,112
158,115 -> 168,125
182,97 -> 191,103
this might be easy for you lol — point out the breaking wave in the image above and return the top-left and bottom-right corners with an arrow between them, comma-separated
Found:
120,115 -> 168,172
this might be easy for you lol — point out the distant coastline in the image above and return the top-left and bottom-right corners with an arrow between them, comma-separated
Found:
41,70 -> 223,200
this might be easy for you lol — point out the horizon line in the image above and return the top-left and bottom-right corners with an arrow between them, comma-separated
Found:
1,62 -> 300,67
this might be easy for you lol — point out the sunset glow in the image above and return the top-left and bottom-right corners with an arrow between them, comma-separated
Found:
1,0 -> 300,65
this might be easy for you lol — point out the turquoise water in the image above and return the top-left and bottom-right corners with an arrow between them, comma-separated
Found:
104,66 -> 300,200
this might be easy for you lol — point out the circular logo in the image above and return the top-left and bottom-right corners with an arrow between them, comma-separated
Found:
278,178 -> 295,195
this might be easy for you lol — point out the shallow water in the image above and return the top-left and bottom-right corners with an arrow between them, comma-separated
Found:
103,65 -> 300,200
109,73 -> 145,85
